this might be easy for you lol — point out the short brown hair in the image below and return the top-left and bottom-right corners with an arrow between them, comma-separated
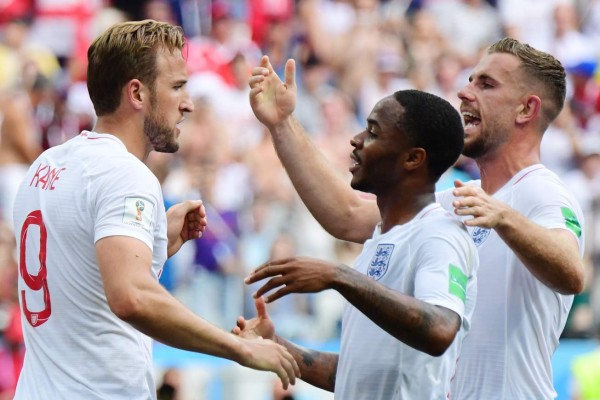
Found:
488,37 -> 566,128
87,19 -> 185,116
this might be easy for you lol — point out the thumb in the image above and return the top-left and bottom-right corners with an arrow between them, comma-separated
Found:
260,54 -> 270,69
454,180 -> 465,188
182,199 -> 203,212
255,297 -> 269,320
284,59 -> 296,90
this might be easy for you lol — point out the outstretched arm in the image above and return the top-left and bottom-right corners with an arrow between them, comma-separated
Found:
97,237 -> 299,389
453,180 -> 584,294
234,297 -> 338,392
249,56 -> 380,243
246,258 -> 461,356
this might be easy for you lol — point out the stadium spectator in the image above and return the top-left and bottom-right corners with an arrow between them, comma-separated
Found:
0,73 -> 44,226
426,0 -> 502,66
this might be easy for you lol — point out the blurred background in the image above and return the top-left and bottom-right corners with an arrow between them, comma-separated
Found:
1,0 -> 600,399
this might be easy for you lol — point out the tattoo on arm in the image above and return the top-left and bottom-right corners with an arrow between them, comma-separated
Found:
336,266 -> 460,356
277,338 -> 338,392
302,352 -> 314,367
328,357 -> 337,389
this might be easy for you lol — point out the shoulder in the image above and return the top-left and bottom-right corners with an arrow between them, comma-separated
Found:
416,206 -> 472,243
512,167 -> 580,208
97,160 -> 160,194
436,179 -> 480,208
78,139 -> 160,194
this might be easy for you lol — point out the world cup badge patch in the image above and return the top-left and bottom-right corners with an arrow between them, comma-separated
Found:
471,226 -> 491,247
367,244 -> 394,280
123,197 -> 154,232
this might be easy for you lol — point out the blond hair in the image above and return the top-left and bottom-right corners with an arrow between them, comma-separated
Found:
488,37 -> 566,128
87,19 -> 185,116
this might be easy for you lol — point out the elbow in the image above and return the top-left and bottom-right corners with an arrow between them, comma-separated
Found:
555,264 -> 586,295
570,276 -> 585,295
330,208 -> 377,244
422,313 -> 460,357
421,325 -> 458,357
107,290 -> 145,321
424,335 -> 455,357
557,276 -> 585,295
332,225 -> 366,244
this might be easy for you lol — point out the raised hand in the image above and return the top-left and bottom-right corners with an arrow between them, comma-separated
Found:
248,55 -> 297,129
232,297 -> 275,341
166,200 -> 207,257
245,257 -> 341,303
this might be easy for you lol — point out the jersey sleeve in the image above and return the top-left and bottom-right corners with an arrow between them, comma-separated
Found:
92,160 -> 163,251
520,178 -> 585,257
412,219 -> 478,322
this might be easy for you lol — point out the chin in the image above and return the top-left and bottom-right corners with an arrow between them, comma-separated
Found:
155,142 -> 179,153
350,180 -> 370,193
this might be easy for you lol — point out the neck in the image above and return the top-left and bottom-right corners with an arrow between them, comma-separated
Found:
477,138 -> 541,194
377,187 -> 436,233
93,113 -> 149,161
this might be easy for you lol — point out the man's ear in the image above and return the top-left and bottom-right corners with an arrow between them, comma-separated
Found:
126,79 -> 145,111
404,147 -> 426,171
516,94 -> 541,125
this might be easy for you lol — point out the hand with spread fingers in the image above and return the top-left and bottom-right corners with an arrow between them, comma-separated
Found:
452,180 -> 511,229
248,55 -> 297,129
245,257 -> 343,303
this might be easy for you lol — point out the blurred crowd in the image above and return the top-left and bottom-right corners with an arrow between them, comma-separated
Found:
1,0 -> 600,398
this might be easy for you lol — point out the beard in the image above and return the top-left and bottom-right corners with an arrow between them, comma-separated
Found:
462,124 -> 509,160
350,170 -> 378,195
144,111 -> 179,153
462,136 -> 490,159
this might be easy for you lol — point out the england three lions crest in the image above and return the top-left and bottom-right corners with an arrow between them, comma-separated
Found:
368,244 -> 394,280
471,226 -> 491,247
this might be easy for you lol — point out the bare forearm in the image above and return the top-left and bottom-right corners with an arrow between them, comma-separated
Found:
122,283 -> 246,363
274,335 -> 337,391
270,116 -> 379,243
334,266 -> 459,356
495,212 -> 584,294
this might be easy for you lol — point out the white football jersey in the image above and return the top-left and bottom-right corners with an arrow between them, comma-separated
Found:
335,204 -> 478,400
13,131 -> 167,400
437,164 -> 585,399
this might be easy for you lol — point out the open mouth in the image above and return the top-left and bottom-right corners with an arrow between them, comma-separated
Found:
175,119 -> 185,134
462,111 -> 481,129
349,153 -> 360,173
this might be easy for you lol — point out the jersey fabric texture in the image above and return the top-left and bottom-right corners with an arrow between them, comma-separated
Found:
335,203 -> 478,400
13,131 -> 167,400
436,164 -> 585,400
